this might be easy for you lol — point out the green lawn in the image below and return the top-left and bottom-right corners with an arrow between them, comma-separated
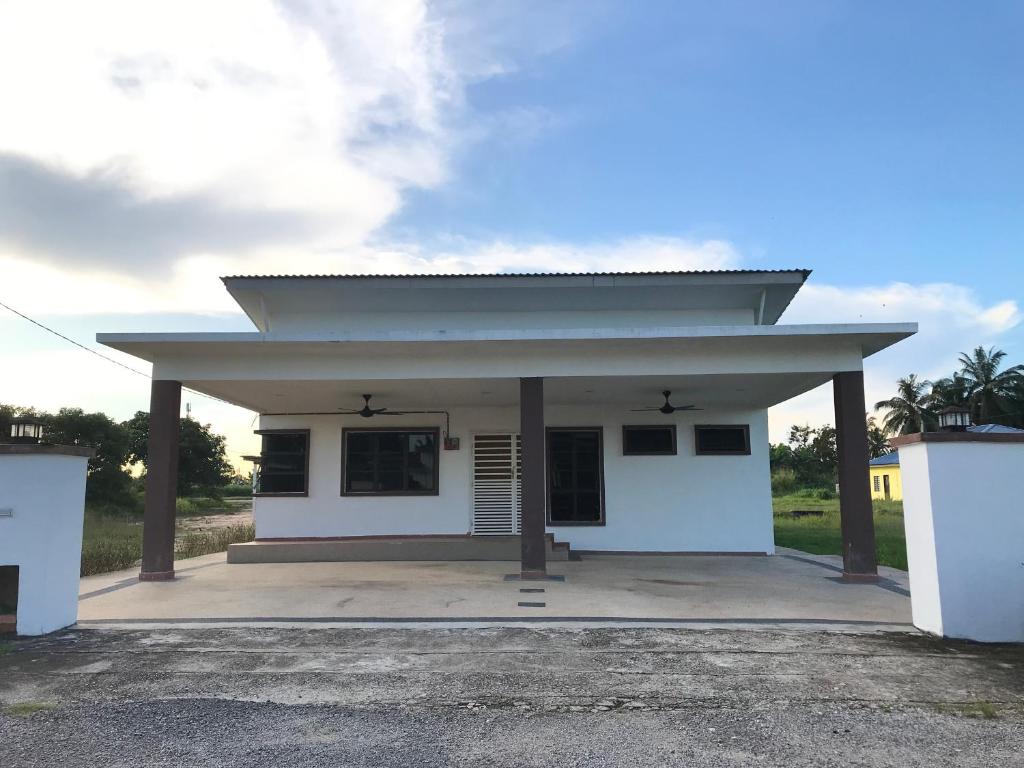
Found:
80,500 -> 254,576
773,493 -> 908,570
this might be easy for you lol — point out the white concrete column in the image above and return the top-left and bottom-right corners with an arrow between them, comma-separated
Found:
893,432 -> 1024,642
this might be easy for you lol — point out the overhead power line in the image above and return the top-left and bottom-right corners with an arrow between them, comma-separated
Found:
0,298 -> 237,408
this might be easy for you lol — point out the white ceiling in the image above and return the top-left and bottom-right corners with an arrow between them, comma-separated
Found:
184,372 -> 835,414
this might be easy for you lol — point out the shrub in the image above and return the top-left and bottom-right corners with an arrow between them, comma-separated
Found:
771,469 -> 799,496
220,483 -> 253,498
175,496 -> 223,516
86,492 -> 144,518
814,487 -> 837,500
175,524 -> 255,559
81,539 -> 141,576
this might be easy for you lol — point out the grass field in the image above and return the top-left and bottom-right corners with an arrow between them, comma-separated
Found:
80,499 -> 254,576
773,492 -> 907,570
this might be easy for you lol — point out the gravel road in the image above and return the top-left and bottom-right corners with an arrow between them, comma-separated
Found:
1,626 -> 1021,767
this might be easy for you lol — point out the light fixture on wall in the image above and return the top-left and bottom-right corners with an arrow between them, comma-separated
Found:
938,405 -> 972,432
6,416 -> 45,445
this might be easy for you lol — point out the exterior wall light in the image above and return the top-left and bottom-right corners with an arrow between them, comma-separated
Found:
7,416 -> 46,445
937,405 -> 972,432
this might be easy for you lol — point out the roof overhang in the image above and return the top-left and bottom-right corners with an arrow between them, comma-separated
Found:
98,322 -> 916,413
220,270 -> 812,331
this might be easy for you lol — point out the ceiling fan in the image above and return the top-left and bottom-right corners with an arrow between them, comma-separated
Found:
631,390 -> 701,414
338,394 -> 410,418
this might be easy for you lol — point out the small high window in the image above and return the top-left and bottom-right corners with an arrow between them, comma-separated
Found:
255,429 -> 310,495
342,428 -> 439,496
622,425 -> 677,456
694,425 -> 751,456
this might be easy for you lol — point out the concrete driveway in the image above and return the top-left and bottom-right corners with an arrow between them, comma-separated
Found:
78,548 -> 912,631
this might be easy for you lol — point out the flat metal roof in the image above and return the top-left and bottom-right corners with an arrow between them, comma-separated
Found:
220,269 -> 812,281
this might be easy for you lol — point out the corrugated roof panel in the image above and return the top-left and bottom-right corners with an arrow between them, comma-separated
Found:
869,452 -> 900,466
221,269 -> 812,281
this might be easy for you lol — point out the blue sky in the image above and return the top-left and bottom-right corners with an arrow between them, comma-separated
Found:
0,1 -> 1021,461
397,1 -> 1024,299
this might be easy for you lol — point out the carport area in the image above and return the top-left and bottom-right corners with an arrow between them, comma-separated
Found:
77,550 -> 912,631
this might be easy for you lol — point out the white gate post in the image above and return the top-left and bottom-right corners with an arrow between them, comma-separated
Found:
892,431 -> 1024,643
0,444 -> 93,636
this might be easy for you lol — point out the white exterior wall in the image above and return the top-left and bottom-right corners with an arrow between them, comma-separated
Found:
254,405 -> 774,553
900,441 -> 1024,642
0,453 -> 90,635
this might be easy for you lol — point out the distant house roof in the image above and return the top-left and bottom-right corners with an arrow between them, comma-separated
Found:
869,452 -> 900,467
968,423 -> 1024,434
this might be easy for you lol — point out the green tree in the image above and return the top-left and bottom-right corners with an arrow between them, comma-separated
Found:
874,374 -> 935,435
810,424 -> 837,471
124,413 -> 233,495
0,403 -> 42,441
43,408 -> 134,504
866,416 -> 890,459
927,372 -> 972,410
956,346 -> 1024,424
771,416 -> 886,491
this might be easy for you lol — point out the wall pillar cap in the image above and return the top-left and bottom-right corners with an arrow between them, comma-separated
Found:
0,444 -> 96,458
890,432 -> 1024,447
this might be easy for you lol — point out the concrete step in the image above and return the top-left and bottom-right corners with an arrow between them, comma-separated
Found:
227,535 -> 571,564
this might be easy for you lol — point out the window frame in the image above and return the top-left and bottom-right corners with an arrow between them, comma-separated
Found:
873,475 -> 881,492
545,426 -> 606,527
693,424 -> 752,456
621,424 -> 677,456
253,428 -> 310,497
340,426 -> 441,497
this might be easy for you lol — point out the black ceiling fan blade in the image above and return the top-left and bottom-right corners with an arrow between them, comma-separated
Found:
630,407 -> 661,412
672,405 -> 702,411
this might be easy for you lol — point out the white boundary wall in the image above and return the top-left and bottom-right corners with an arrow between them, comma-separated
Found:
0,451 -> 90,636
254,405 -> 774,554
900,440 -> 1024,642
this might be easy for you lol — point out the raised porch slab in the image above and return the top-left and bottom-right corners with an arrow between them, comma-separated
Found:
227,535 -> 570,564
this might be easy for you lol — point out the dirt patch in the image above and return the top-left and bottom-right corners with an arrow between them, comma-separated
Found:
177,507 -> 253,533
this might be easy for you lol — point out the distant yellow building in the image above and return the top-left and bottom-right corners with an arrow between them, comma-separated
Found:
868,452 -> 902,501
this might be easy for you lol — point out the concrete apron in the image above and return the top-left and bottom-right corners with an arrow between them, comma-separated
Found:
76,548 -> 913,633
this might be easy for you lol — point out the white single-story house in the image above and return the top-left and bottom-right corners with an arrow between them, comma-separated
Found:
99,269 -> 915,581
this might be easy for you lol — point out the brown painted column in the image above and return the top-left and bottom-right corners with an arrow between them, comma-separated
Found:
833,370 -> 878,582
140,379 -> 181,581
519,377 -> 547,579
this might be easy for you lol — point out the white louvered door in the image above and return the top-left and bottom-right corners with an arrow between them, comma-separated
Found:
472,433 -> 522,535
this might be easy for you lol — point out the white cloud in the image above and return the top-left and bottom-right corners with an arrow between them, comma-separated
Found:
0,236 -> 741,316
0,0 -> 455,264
769,281 -> 1021,442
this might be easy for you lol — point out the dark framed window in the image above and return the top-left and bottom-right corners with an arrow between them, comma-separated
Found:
342,428 -> 439,496
255,429 -> 310,496
694,424 -> 751,456
622,425 -> 677,456
547,427 -> 605,526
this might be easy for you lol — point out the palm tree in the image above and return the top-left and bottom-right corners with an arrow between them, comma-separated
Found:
957,346 -> 1024,423
874,374 -> 935,436
866,416 -> 891,458
927,372 -> 971,409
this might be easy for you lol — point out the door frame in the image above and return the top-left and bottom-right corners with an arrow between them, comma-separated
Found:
545,426 -> 606,527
